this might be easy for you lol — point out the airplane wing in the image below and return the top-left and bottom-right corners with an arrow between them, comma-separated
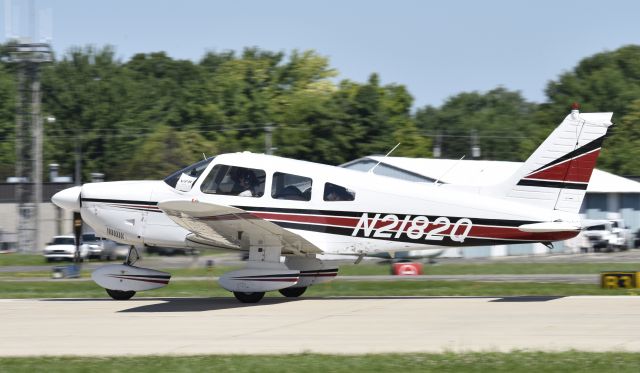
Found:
157,200 -> 322,255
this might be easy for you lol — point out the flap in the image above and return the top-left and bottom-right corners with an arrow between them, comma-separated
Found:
158,199 -> 322,255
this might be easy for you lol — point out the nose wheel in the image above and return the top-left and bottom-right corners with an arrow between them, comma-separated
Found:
233,292 -> 265,303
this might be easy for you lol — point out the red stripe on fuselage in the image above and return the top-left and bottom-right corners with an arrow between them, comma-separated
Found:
250,211 -> 578,242
251,212 -> 360,227
467,226 -> 577,242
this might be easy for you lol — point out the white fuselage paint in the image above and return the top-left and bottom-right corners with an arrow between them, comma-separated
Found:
77,152 -> 578,256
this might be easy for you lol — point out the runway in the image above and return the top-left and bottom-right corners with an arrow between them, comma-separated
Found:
1,296 -> 640,356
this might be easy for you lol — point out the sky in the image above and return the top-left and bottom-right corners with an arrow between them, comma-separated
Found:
2,0 -> 639,108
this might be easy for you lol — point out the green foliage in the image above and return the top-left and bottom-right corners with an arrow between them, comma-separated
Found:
0,63 -> 16,178
598,99 -> 640,175
1,44 -> 640,180
124,125 -> 217,179
415,87 -> 537,160
540,45 -> 640,174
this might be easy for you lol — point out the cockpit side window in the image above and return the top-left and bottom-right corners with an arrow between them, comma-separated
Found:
271,172 -> 312,201
163,157 -> 214,191
200,164 -> 265,197
323,182 -> 355,201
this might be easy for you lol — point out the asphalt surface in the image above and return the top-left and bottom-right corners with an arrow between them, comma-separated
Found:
1,296 -> 639,355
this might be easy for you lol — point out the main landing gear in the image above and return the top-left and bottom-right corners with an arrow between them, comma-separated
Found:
232,286 -> 307,303
278,286 -> 307,298
222,248 -> 337,304
106,289 -> 136,300
233,291 -> 265,303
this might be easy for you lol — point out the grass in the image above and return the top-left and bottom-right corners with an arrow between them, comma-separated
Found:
3,253 -> 640,276
0,278 -> 636,299
1,352 -> 640,372
338,262 -> 640,275
0,253 -> 51,267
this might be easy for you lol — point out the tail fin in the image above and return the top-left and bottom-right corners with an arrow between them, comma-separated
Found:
490,107 -> 613,214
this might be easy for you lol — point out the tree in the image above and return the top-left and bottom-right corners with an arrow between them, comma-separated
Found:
597,99 -> 640,175
0,63 -> 16,180
123,125 -> 217,180
540,45 -> 640,174
542,45 -> 640,125
415,87 -> 537,160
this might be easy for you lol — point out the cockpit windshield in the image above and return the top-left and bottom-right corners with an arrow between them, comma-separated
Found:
163,157 -> 214,191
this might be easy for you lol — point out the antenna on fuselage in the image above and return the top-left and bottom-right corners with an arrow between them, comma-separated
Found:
367,143 -> 401,174
202,153 -> 207,160
434,155 -> 465,185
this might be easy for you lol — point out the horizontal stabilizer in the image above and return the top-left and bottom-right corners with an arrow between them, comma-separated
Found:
517,222 -> 581,233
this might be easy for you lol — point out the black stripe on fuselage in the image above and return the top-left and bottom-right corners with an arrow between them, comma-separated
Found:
235,205 -> 537,228
81,197 -> 158,206
80,198 -> 538,228
80,198 -> 553,247
274,221 -> 534,247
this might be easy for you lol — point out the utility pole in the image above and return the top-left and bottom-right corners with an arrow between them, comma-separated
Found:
470,129 -> 481,159
433,131 -> 442,158
264,124 -> 274,155
9,42 -> 52,252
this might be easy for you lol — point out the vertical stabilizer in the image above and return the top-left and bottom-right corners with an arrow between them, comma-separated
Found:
490,106 -> 613,214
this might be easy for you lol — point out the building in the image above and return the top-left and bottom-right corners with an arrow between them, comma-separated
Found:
0,183 -> 74,252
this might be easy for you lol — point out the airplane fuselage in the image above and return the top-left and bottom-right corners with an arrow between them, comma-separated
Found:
77,152 -> 578,257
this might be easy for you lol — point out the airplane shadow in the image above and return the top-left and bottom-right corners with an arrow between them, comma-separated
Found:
40,295 -> 564,313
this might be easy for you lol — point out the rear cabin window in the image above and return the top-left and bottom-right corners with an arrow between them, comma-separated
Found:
271,172 -> 312,201
323,182 -> 356,201
200,164 -> 266,197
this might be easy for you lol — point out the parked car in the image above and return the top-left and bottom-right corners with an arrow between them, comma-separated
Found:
43,235 -> 89,262
82,233 -> 104,260
609,219 -> 634,250
583,220 -> 633,252
99,241 -> 130,261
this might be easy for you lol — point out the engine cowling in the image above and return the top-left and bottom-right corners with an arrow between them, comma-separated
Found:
91,264 -> 171,292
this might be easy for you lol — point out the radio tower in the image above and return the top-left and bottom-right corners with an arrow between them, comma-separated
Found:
6,0 -> 53,252
9,43 -> 51,252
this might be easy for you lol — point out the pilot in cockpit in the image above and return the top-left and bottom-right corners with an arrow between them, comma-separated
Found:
234,169 -> 258,197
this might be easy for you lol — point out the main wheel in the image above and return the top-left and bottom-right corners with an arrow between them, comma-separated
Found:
106,289 -> 136,300
233,291 -> 265,303
279,287 -> 307,298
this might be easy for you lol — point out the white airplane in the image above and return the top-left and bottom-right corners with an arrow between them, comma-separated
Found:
52,106 -> 612,303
